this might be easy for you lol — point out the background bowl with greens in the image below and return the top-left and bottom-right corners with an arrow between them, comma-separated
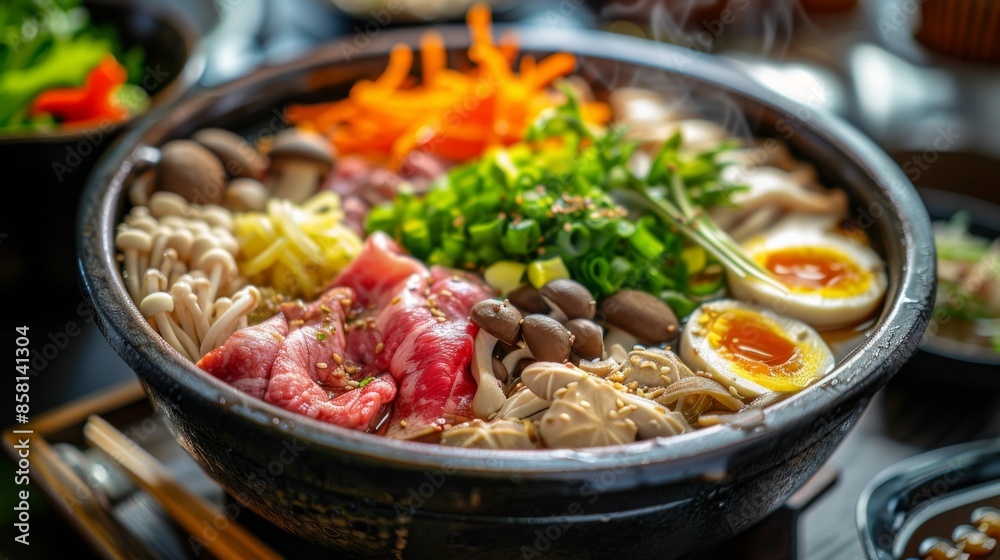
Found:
0,0 -> 204,339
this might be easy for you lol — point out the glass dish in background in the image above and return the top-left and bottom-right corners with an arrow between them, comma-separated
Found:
857,437 -> 1000,560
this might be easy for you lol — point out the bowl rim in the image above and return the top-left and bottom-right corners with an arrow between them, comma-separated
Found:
0,0 -> 206,144
78,24 -> 936,476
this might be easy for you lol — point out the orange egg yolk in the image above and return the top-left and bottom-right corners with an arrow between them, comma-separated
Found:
759,246 -> 869,296
704,308 -> 818,392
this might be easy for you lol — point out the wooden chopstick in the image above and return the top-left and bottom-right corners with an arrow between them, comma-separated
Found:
83,415 -> 284,560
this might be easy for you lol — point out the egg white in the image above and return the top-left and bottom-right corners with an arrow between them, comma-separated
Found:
680,299 -> 835,398
727,219 -> 887,331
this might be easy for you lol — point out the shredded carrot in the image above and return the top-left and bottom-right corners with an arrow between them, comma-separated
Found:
286,3 -> 609,170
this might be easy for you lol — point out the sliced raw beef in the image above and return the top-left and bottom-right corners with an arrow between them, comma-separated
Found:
198,286 -> 397,431
338,232 -> 493,440
201,231 -> 493,438
197,314 -> 287,399
333,232 -> 427,307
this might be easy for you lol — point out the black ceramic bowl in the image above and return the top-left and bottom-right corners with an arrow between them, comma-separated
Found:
77,26 -> 935,559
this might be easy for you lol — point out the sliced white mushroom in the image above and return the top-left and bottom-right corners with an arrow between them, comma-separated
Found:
440,419 -> 540,449
618,347 -> 694,388
520,362 -> 589,401
539,376 -> 637,448
617,392 -> 691,439
495,386 -> 550,421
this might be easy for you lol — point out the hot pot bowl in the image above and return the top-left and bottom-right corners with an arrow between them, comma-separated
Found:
77,26 -> 935,559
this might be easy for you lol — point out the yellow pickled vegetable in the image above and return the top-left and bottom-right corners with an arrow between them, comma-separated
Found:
526,257 -> 570,289
233,192 -> 362,298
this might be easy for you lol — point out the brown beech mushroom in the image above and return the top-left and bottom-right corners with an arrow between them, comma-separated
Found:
601,290 -> 680,345
224,178 -> 269,212
521,314 -> 573,363
156,140 -> 227,205
507,284 -> 548,314
564,318 -> 604,360
539,279 -> 596,320
192,128 -> 266,179
440,419 -> 540,450
265,128 -> 334,204
127,168 -> 156,207
470,299 -> 522,345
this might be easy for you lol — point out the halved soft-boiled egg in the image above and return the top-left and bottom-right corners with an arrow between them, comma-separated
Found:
727,220 -> 887,331
681,299 -> 835,397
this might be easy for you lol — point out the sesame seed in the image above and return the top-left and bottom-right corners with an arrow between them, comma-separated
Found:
316,362 -> 328,369
441,290 -> 453,297
376,342 -> 384,354
390,296 -> 401,305
400,420 -> 408,428
436,316 -> 446,323
332,353 -> 343,364
320,304 -> 331,313
345,364 -> 358,374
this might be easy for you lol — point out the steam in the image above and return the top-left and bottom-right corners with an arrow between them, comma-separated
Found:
577,0 -> 821,144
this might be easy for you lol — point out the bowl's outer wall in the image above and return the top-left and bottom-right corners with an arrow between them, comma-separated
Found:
78,27 -> 935,559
